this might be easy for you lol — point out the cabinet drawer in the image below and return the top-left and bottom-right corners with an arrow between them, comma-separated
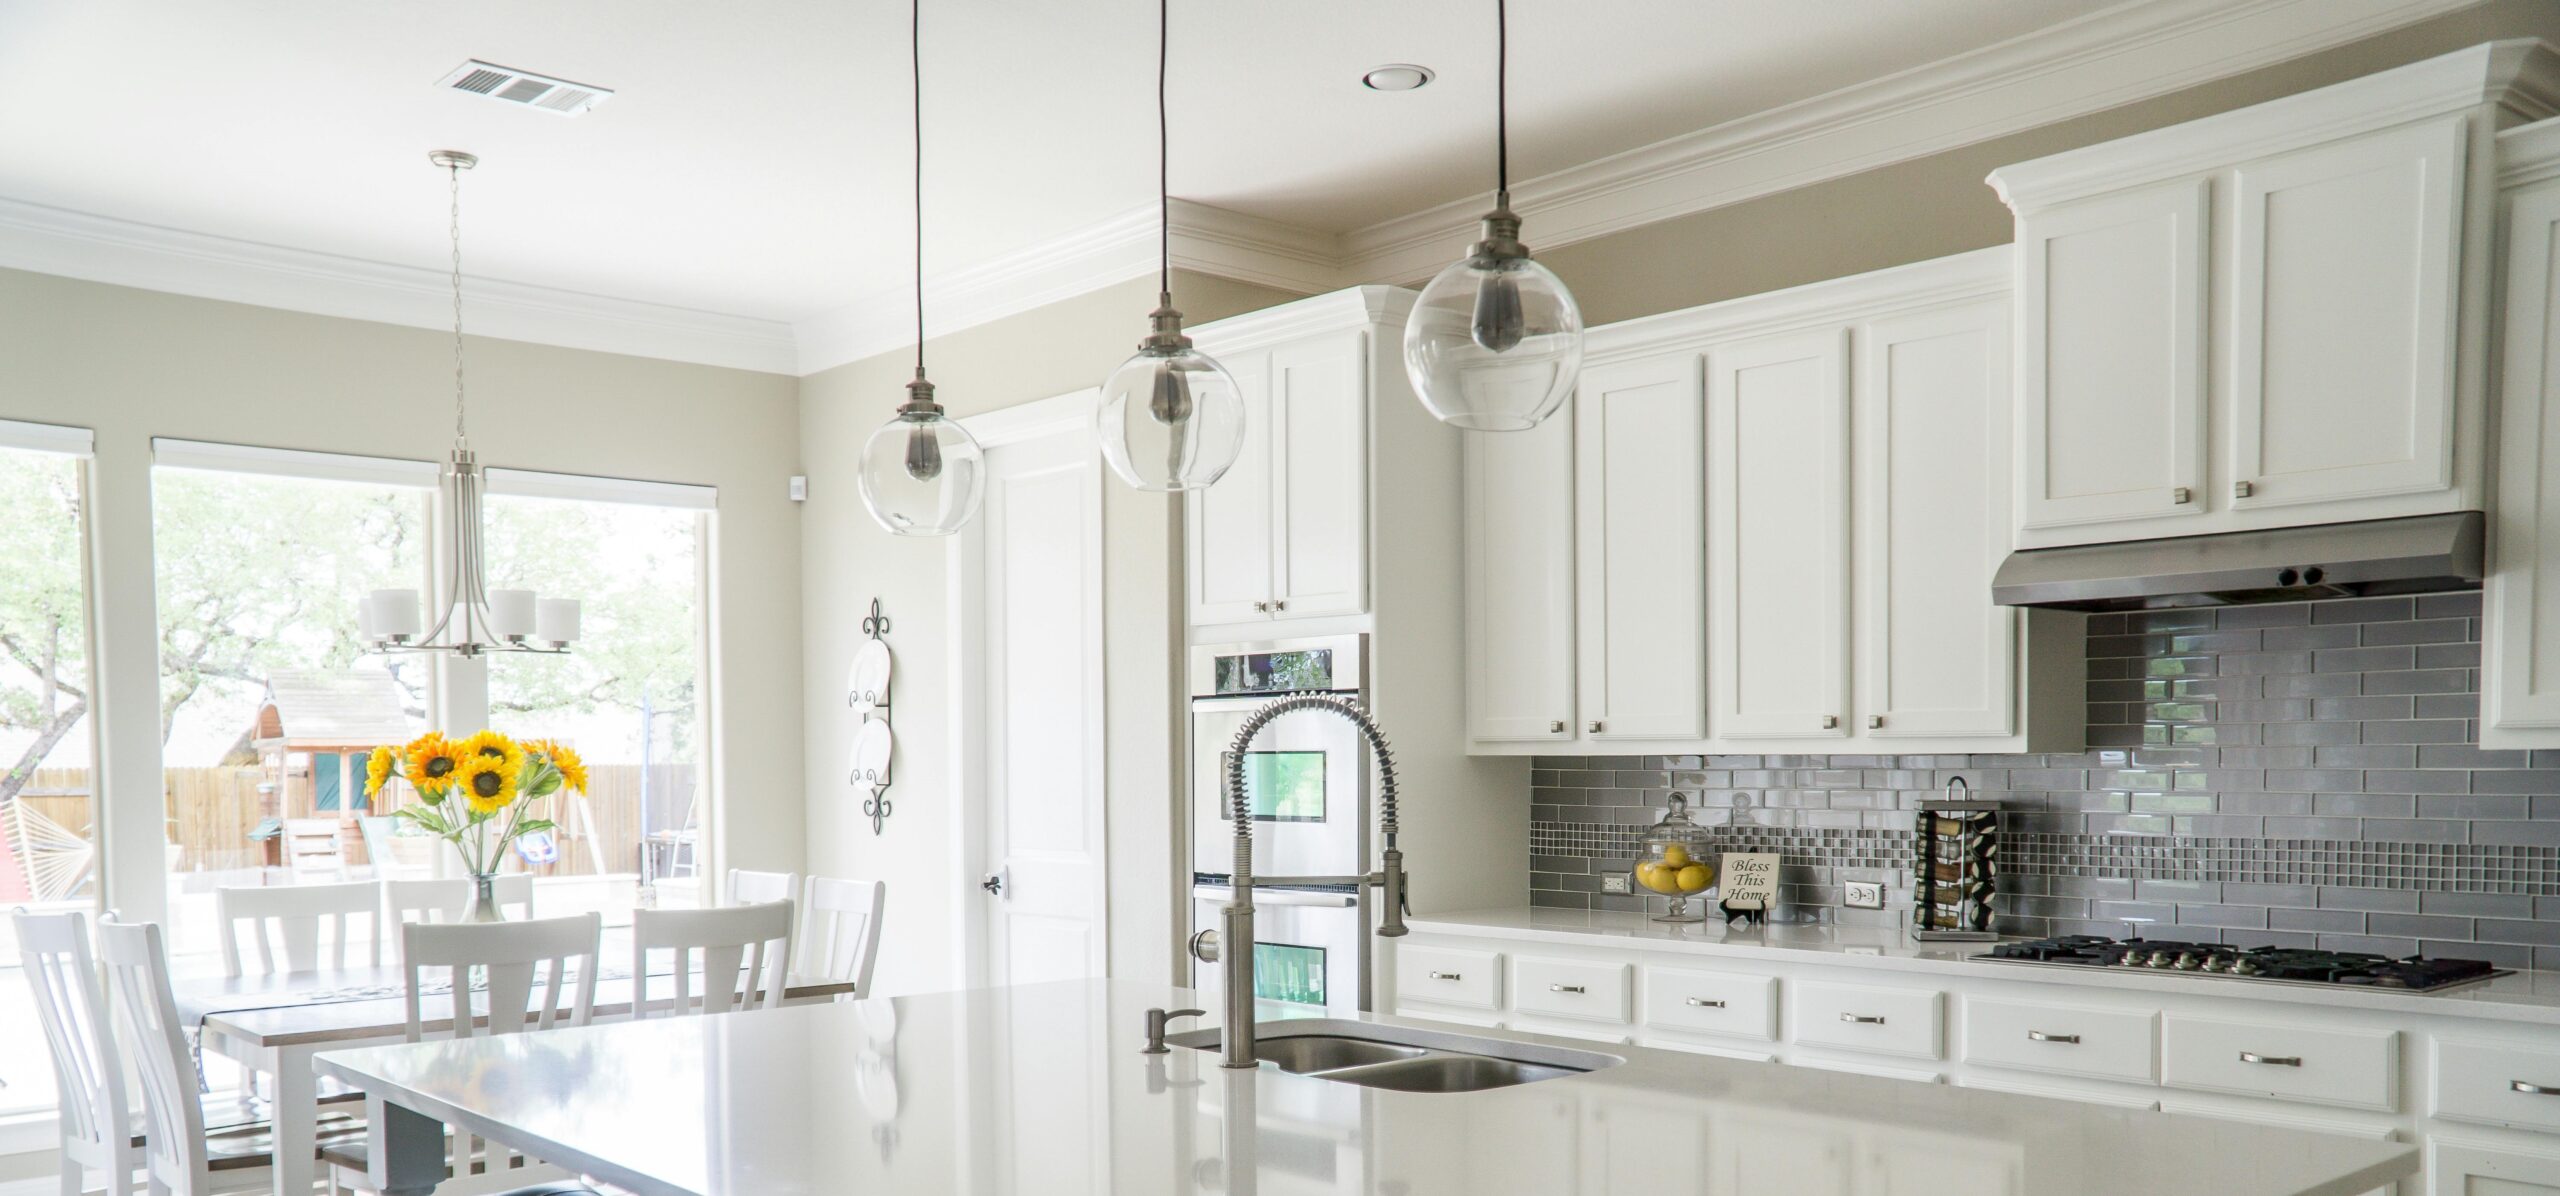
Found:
1394,944 -> 1502,1010
1642,967 -> 1778,1041
1512,956 -> 1631,1024
1790,980 -> 1944,1060
1962,998 -> 2157,1084
2434,1037 -> 2560,1133
2162,1015 -> 2397,1112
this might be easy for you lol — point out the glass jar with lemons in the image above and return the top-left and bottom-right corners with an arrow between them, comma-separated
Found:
1631,793 -> 1717,923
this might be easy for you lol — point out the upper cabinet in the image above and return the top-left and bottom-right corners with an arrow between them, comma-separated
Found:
1991,41 -> 2558,550
1709,329 -> 1849,741
1576,354 -> 1709,742
2485,119 -> 2560,749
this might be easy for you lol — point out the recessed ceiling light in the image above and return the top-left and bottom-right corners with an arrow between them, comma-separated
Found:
1362,64 -> 1435,92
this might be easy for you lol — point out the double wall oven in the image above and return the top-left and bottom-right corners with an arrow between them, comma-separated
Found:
1188,634 -> 1373,1014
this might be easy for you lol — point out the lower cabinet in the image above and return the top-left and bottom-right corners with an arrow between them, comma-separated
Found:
2429,1138 -> 2560,1194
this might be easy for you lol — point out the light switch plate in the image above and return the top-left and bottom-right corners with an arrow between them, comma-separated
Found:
1845,881 -> 1885,910
1601,874 -> 1631,894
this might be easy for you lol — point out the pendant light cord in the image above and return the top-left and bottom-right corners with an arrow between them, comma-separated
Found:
1158,0 -> 1170,297
1495,0 -> 1508,202
913,0 -> 926,378
448,160 -> 467,448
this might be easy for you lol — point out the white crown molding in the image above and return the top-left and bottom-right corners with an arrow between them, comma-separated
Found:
1584,246 -> 2010,364
1338,0 -> 2488,284
1990,38 -> 2560,210
0,196 -> 797,374
1189,284 -> 1414,355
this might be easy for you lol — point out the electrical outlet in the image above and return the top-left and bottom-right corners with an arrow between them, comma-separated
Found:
1845,880 -> 1885,910
1601,874 -> 1631,895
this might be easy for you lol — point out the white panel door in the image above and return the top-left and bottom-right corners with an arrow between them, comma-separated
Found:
978,431 -> 1108,987
2015,179 -> 2209,533
1187,350 -> 1274,625
2487,177 -> 2560,746
2229,115 -> 2463,511
1857,300 -> 2019,739
1574,354 -> 1707,741
1464,413 -> 1576,741
1710,330 -> 1849,741
1269,333 -> 1369,618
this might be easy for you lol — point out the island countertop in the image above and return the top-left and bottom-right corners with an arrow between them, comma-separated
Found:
313,978 -> 2413,1196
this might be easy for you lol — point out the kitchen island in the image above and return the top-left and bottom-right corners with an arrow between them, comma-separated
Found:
315,978 -> 2415,1196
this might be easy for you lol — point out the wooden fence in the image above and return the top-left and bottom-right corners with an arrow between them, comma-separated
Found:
10,764 -> 695,879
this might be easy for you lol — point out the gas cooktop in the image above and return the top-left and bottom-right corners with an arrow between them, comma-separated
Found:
1976,934 -> 2510,993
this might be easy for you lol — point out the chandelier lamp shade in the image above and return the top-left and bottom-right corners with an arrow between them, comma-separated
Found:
359,150 -> 581,658
857,0 -> 987,536
1401,0 -> 1584,432
1094,0 -> 1246,493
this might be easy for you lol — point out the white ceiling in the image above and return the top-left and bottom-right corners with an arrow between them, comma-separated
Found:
0,0 -> 2116,326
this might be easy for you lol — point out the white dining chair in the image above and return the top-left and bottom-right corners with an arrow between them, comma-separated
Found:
97,918 -> 364,1196
724,868 -> 798,906
631,901 -> 793,1019
214,881 -> 384,977
383,875 -> 534,932
800,876 -> 886,998
16,908 -> 140,1196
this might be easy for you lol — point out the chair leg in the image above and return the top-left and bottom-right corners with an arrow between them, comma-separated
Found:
56,1161 -> 79,1196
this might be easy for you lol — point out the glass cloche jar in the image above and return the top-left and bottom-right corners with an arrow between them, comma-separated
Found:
1631,793 -> 1717,923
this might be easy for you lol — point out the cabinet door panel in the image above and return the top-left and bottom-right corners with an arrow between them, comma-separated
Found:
2016,180 -> 2208,533
1187,351 -> 1273,624
1575,355 -> 1706,741
1858,302 -> 2018,739
2431,1139 -> 2560,1196
2231,116 -> 2463,510
1269,334 -> 1368,618
1464,414 -> 1575,741
2487,178 -> 2560,744
1711,330 -> 1849,740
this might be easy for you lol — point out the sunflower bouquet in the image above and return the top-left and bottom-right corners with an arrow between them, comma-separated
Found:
365,730 -> 589,882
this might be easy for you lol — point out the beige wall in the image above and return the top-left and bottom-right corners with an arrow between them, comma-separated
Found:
1544,1 -> 2560,326
0,267 -> 805,920
797,269 -> 1302,996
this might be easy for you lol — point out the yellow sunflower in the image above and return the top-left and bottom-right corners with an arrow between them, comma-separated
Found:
456,729 -> 525,772
452,751 -> 522,815
363,745 -> 397,799
403,733 -> 466,798
527,738 -> 588,793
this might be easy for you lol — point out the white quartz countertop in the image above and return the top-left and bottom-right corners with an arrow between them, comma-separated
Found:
315,978 -> 2413,1196
1407,906 -> 2560,1026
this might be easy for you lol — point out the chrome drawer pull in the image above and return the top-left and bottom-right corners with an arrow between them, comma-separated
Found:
1427,971 -> 1462,981
2515,1080 -> 2560,1096
2027,1031 -> 2080,1044
1841,1013 -> 1887,1025
1686,997 -> 1727,1008
1549,984 -> 1586,994
2239,1052 -> 2302,1067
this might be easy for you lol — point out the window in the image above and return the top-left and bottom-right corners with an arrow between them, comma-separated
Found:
0,429 -> 97,1118
149,445 -> 433,958
483,473 -> 711,923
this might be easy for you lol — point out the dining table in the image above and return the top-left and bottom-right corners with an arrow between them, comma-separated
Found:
175,929 -> 856,1196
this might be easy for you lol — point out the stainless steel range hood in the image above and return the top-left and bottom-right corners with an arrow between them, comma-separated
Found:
1991,512 -> 2484,611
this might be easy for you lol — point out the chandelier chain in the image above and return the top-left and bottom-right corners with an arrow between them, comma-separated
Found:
1158,0 -> 1169,297
449,159 -> 467,448
1496,0 -> 1509,200
913,0 -> 925,379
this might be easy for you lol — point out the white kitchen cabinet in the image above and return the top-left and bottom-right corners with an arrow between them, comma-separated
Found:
1573,353 -> 1708,742
2485,120 -> 2560,749
1990,43 -> 2540,550
1185,323 -> 1369,626
1461,413 -> 1575,742
2430,1138 -> 2560,1195
1709,329 -> 1850,741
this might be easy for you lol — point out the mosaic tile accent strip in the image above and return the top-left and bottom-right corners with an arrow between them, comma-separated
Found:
1521,593 -> 2560,970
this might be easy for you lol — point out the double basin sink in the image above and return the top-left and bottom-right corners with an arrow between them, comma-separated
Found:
1166,1018 -> 1621,1093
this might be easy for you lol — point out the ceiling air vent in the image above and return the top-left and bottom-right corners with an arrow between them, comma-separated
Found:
435,60 -> 613,117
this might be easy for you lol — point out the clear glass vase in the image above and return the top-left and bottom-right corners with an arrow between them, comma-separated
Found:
470,873 -> 507,923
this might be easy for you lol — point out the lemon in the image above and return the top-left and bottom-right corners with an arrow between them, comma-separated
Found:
1660,844 -> 1691,868
1633,862 -> 1662,890
1675,863 -> 1713,893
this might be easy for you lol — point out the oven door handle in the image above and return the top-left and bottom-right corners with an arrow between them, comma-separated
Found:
1194,885 -> 1359,908
1192,692 -> 1359,714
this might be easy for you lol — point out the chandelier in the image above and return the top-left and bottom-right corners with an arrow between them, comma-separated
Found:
357,150 -> 582,658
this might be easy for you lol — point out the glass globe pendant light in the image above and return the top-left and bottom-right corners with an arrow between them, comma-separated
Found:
858,0 -> 986,536
1401,0 -> 1584,432
1095,0 -> 1244,492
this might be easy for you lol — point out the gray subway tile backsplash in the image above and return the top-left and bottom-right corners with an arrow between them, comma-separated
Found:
1521,596 -> 2560,955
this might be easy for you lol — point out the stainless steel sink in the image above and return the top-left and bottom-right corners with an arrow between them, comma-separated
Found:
1165,1018 -> 1618,1093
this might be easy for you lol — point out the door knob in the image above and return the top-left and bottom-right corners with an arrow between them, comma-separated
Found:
980,873 -> 1004,896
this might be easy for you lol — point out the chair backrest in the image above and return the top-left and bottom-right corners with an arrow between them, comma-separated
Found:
401,914 -> 601,1041
800,876 -> 886,997
725,868 -> 798,906
97,918 -> 212,1196
384,875 -> 534,931
631,901 -> 792,1019
13,909 -> 131,1174
215,880 -> 383,976
281,818 -> 347,880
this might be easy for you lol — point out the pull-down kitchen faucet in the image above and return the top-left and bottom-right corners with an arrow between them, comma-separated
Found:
1188,694 -> 1406,1070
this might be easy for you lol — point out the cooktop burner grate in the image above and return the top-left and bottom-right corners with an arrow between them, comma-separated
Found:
1975,935 -> 2510,993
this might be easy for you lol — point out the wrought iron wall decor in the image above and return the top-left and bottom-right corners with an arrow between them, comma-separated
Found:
851,598 -> 897,834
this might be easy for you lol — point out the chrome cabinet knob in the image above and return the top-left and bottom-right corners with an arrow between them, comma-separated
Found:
1251,600 -> 1270,612
1867,715 -> 1884,729
1271,599 -> 1286,611
1587,720 -> 1603,734
1821,715 -> 1839,730
2172,486 -> 2192,505
1548,720 -> 1567,733
2234,481 -> 2255,499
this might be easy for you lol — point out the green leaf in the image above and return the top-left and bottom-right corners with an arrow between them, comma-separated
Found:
510,818 -> 557,836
